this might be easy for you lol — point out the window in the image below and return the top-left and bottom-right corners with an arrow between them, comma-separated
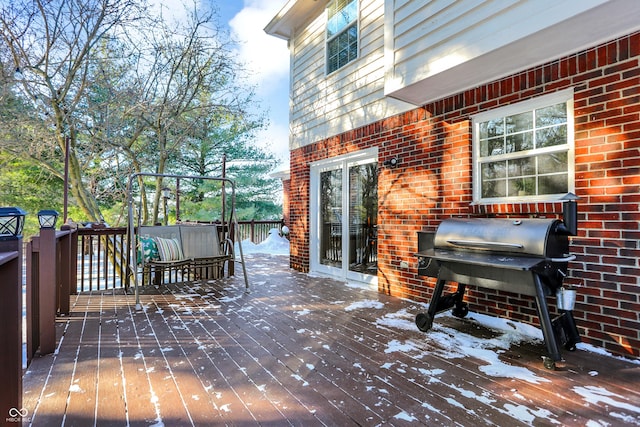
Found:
473,90 -> 574,203
326,0 -> 358,74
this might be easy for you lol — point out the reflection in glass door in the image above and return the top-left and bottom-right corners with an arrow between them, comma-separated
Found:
313,151 -> 378,282
320,168 -> 342,268
348,163 -> 378,275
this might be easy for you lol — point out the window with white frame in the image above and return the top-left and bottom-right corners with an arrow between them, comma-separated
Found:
326,0 -> 358,74
473,90 -> 574,203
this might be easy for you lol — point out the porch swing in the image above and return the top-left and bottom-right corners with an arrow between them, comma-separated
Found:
126,172 -> 249,310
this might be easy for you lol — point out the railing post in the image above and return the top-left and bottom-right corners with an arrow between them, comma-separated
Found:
57,230 -> 72,315
0,237 -> 23,422
251,219 -> 255,243
69,228 -> 78,295
25,239 -> 38,365
39,227 -> 57,354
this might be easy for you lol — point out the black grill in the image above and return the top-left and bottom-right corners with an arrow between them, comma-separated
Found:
414,197 -> 581,369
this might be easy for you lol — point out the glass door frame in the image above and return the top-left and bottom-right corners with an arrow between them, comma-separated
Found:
309,147 -> 378,285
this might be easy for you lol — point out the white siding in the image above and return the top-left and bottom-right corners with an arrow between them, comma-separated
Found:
281,0 -> 640,150
289,0 -> 413,150
385,0 -> 640,105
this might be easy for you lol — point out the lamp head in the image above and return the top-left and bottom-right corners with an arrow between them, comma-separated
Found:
38,209 -> 59,229
0,207 -> 27,238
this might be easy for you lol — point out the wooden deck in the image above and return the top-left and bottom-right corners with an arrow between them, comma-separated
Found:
22,255 -> 640,426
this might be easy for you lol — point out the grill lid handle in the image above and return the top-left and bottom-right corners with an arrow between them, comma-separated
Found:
549,254 -> 576,263
446,239 -> 524,250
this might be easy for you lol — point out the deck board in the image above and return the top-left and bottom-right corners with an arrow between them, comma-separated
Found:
22,254 -> 640,426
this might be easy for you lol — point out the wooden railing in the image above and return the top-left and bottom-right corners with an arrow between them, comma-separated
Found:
76,226 -> 130,292
236,219 -> 285,243
25,227 -> 76,361
67,219 -> 285,293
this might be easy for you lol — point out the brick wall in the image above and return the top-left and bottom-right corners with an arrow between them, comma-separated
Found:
288,31 -> 640,358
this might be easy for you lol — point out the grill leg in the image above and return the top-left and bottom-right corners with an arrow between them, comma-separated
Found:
416,277 -> 447,332
452,284 -> 469,318
533,274 -> 562,368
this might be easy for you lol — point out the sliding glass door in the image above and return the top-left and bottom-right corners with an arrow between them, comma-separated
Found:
311,149 -> 378,284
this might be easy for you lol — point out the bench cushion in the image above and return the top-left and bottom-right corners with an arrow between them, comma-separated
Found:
179,225 -> 221,258
155,237 -> 185,261
137,235 -> 160,263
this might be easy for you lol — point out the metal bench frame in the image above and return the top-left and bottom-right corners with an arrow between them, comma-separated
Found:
138,224 -> 233,286
127,173 -> 249,311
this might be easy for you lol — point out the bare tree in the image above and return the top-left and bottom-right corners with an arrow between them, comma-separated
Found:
104,4 -> 263,224
1,0 -> 272,226
0,0 -> 145,221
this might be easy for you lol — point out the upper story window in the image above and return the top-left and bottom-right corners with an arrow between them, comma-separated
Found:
326,0 -> 358,74
472,90 -> 574,203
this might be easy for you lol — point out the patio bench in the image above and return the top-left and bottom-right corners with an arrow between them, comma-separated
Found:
137,224 -> 233,286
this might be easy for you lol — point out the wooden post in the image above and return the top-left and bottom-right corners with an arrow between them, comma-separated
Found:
69,229 -> 78,295
39,227 -> 57,354
58,230 -> 71,315
0,237 -> 23,421
25,239 -> 38,365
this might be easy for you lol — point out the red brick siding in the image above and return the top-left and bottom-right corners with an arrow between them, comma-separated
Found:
289,32 -> 640,359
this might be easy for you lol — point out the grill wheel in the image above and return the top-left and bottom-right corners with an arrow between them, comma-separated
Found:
415,312 -> 433,332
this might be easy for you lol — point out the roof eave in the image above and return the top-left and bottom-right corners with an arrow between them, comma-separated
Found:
264,0 -> 326,41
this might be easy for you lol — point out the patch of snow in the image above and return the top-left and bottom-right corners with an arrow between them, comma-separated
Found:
291,374 -> 309,387
444,397 -> 467,410
466,312 -> 543,341
344,300 -> 384,311
573,385 -> 640,416
69,384 -> 83,393
393,411 -> 417,421
379,309 -> 550,384
219,295 -> 242,303
416,367 -> 445,377
375,308 -> 416,331
344,281 -> 375,291
576,342 -> 640,365
509,404 -> 557,425
384,339 -> 419,354
235,228 -> 289,256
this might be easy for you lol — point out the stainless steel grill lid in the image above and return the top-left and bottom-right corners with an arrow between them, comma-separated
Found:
433,217 -> 569,258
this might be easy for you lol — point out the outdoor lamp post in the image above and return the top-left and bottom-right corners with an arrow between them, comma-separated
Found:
38,209 -> 59,229
0,207 -> 27,238
162,187 -> 171,226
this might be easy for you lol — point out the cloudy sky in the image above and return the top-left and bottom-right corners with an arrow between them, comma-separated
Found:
153,0 -> 291,169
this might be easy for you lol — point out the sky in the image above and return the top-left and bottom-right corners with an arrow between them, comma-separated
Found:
153,0 -> 291,169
